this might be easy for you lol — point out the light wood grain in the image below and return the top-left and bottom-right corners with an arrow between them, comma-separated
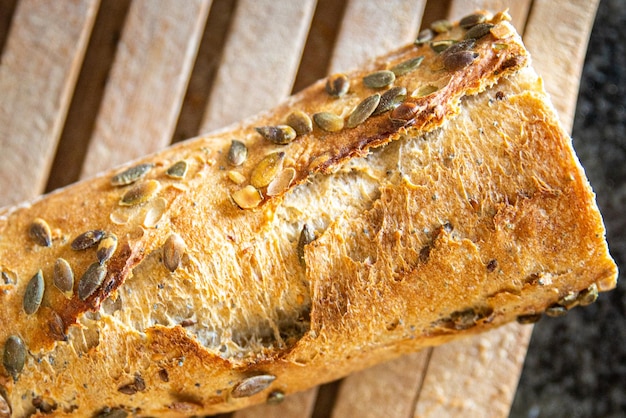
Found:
199,0 -> 317,133
413,324 -> 533,418
80,0 -> 211,178
0,0 -> 98,206
328,0 -> 427,73
233,387 -> 319,418
447,0 -> 532,33
523,0 -> 600,132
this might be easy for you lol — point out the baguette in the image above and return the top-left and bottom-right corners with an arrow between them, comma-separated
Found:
0,11 -> 617,417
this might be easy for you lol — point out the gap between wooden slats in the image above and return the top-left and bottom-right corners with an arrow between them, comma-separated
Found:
198,0 -> 317,134
78,0 -> 211,179
0,0 -> 18,57
0,0 -> 99,206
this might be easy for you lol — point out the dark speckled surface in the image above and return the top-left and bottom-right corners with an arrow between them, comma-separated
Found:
510,0 -> 626,417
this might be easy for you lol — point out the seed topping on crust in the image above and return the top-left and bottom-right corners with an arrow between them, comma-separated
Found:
166,160 -> 188,179
78,262 -> 107,301
346,94 -> 380,129
23,270 -> 44,315
251,152 -> 285,189
120,179 -> 160,206
227,140 -> 248,166
325,73 -> 350,97
231,374 -> 276,398
71,229 -> 105,250
313,112 -> 344,132
3,335 -> 26,380
255,125 -> 296,145
363,70 -> 396,89
111,163 -> 153,186
29,218 -> 52,247
163,233 -> 186,273
53,258 -> 74,295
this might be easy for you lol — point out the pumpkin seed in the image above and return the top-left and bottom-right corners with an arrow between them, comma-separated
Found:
120,179 -> 160,206
48,310 -> 67,341
227,140 -> 248,166
414,28 -> 433,46
251,152 -> 285,188
390,56 -> 424,77
442,39 -> 475,55
516,313 -> 542,324
71,229 -> 105,250
95,408 -> 128,418
346,94 -> 380,128
255,125 -> 296,145
3,335 -> 26,380
430,40 -> 455,53
286,110 -> 313,136
97,234 -> 118,264
166,160 -> 188,179
558,292 -> 578,309
545,304 -> 568,317
325,73 -> 350,97
0,391 -> 10,417
363,70 -> 395,89
23,270 -> 44,315
297,224 -> 315,266
29,218 -> 52,247
430,19 -> 452,33
460,13 -> 487,29
390,101 -> 419,125
313,112 -> 344,132
373,86 -> 407,115
443,51 -> 478,71
266,167 -> 296,196
266,390 -> 285,405
577,283 -> 599,306
163,233 -> 185,273
231,186 -> 263,209
78,262 -> 107,301
464,23 -> 494,40
111,163 -> 153,186
53,258 -> 74,296
414,84 -> 439,98
231,374 -> 276,398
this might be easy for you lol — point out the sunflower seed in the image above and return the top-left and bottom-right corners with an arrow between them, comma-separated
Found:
53,258 -> 74,295
48,310 -> 67,341
266,167 -> 296,196
227,170 -> 247,185
267,390 -> 285,405
166,160 -> 188,179
431,19 -> 452,33
325,73 -> 350,97
111,163 -> 153,186
414,28 -> 433,46
286,111 -> 313,136
163,233 -> 186,273
78,262 -> 107,301
313,112 -> 344,132
390,101 -> 419,125
460,13 -> 487,29
97,234 -> 118,264
373,86 -> 407,115
251,152 -> 285,188
255,125 -> 296,145
297,224 -> 315,266
464,23 -> 494,40
3,335 -> 26,380
577,283 -> 599,306
390,56 -> 424,77
363,70 -> 395,89
29,218 -> 52,247
516,313 -> 542,324
120,179 -> 160,206
545,304 -> 568,317
231,374 -> 276,398
430,40 -> 455,53
443,51 -> 479,71
231,186 -> 263,209
23,270 -> 44,315
346,94 -> 380,128
71,229 -> 105,250
0,391 -> 10,417
227,140 -> 248,166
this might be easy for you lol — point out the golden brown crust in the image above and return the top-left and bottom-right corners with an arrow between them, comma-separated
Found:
0,13 -> 617,417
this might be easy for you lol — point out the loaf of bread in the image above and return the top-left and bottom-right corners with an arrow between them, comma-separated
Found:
0,11 -> 617,417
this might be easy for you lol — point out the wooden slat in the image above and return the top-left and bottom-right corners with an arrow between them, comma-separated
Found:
79,0 -> 211,178
331,351 -> 431,418
413,324 -> 533,418
233,388 -> 319,418
523,0 -> 600,132
199,0 -> 317,133
0,0 -> 99,206
447,0 -> 532,33
328,0 -> 427,73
